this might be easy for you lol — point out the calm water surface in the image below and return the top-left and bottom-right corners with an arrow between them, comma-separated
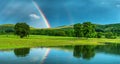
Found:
0,44 -> 120,64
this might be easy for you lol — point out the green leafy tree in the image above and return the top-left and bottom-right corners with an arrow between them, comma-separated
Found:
74,23 -> 83,37
54,30 -> 66,36
14,23 -> 30,38
105,32 -> 116,39
83,22 -> 96,38
96,32 -> 103,38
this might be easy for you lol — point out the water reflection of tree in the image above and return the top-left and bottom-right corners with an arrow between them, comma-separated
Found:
14,48 -> 30,57
73,45 -> 95,60
96,43 -> 120,55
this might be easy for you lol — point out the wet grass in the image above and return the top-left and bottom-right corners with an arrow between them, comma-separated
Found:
0,35 -> 120,49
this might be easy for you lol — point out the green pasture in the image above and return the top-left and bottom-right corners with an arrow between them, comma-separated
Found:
0,35 -> 120,49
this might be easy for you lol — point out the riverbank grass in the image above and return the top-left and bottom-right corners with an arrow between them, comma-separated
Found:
0,35 -> 120,49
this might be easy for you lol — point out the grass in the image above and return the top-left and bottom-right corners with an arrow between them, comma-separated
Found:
0,35 -> 120,49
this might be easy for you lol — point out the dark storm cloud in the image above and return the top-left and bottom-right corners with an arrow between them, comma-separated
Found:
0,0 -> 120,27
0,0 -> 47,28
34,0 -> 120,27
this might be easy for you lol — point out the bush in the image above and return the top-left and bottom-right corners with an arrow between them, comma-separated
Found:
105,32 -> 116,39
96,32 -> 103,38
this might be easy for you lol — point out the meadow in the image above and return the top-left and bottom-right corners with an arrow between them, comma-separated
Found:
0,35 -> 120,49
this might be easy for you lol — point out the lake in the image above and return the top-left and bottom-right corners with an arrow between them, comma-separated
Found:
0,44 -> 120,64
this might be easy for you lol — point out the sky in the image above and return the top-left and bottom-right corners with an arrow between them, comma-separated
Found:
0,0 -> 120,28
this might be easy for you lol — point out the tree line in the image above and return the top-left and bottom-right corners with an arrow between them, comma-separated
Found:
73,22 -> 117,39
0,22 -> 119,39
74,22 -> 96,38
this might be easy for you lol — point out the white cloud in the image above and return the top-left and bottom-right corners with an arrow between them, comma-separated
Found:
116,4 -> 120,8
30,14 -> 40,19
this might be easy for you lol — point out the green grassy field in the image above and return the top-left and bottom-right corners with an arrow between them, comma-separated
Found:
0,35 -> 120,49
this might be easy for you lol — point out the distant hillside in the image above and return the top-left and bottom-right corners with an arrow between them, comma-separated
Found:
95,23 -> 120,32
0,24 -> 35,34
0,24 -> 15,34
0,24 -> 14,26
58,25 -> 73,28
55,23 -> 120,32
1,23 -> 120,31
54,25 -> 73,30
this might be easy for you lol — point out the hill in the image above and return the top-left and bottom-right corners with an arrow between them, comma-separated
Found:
95,23 -> 120,32
56,23 -> 120,32
0,24 -> 14,34
0,24 -> 35,34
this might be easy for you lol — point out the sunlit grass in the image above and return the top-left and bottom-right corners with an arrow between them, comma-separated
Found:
0,35 -> 120,49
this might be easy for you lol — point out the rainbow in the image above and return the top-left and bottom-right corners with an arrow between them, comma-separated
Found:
32,0 -> 51,63
40,48 -> 51,64
32,0 -> 51,28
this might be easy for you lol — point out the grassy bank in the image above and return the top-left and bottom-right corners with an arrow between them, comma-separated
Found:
0,35 -> 120,49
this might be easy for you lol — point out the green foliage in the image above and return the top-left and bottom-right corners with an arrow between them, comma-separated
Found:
96,32 -> 103,38
14,23 -> 30,38
5,29 -> 14,33
58,23 -> 120,37
0,22 -> 120,38
74,23 -> 83,37
30,28 -> 74,37
95,23 -> 120,36
64,29 -> 74,37
83,22 -> 96,38
0,24 -> 14,34
54,30 -> 66,36
105,32 -> 116,39
105,32 -> 113,38
73,22 -> 96,38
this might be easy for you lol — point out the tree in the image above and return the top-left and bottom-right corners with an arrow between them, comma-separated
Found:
105,32 -> 116,39
54,30 -> 66,36
14,23 -> 30,38
96,32 -> 103,38
83,22 -> 96,38
74,23 -> 83,38
5,29 -> 14,33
